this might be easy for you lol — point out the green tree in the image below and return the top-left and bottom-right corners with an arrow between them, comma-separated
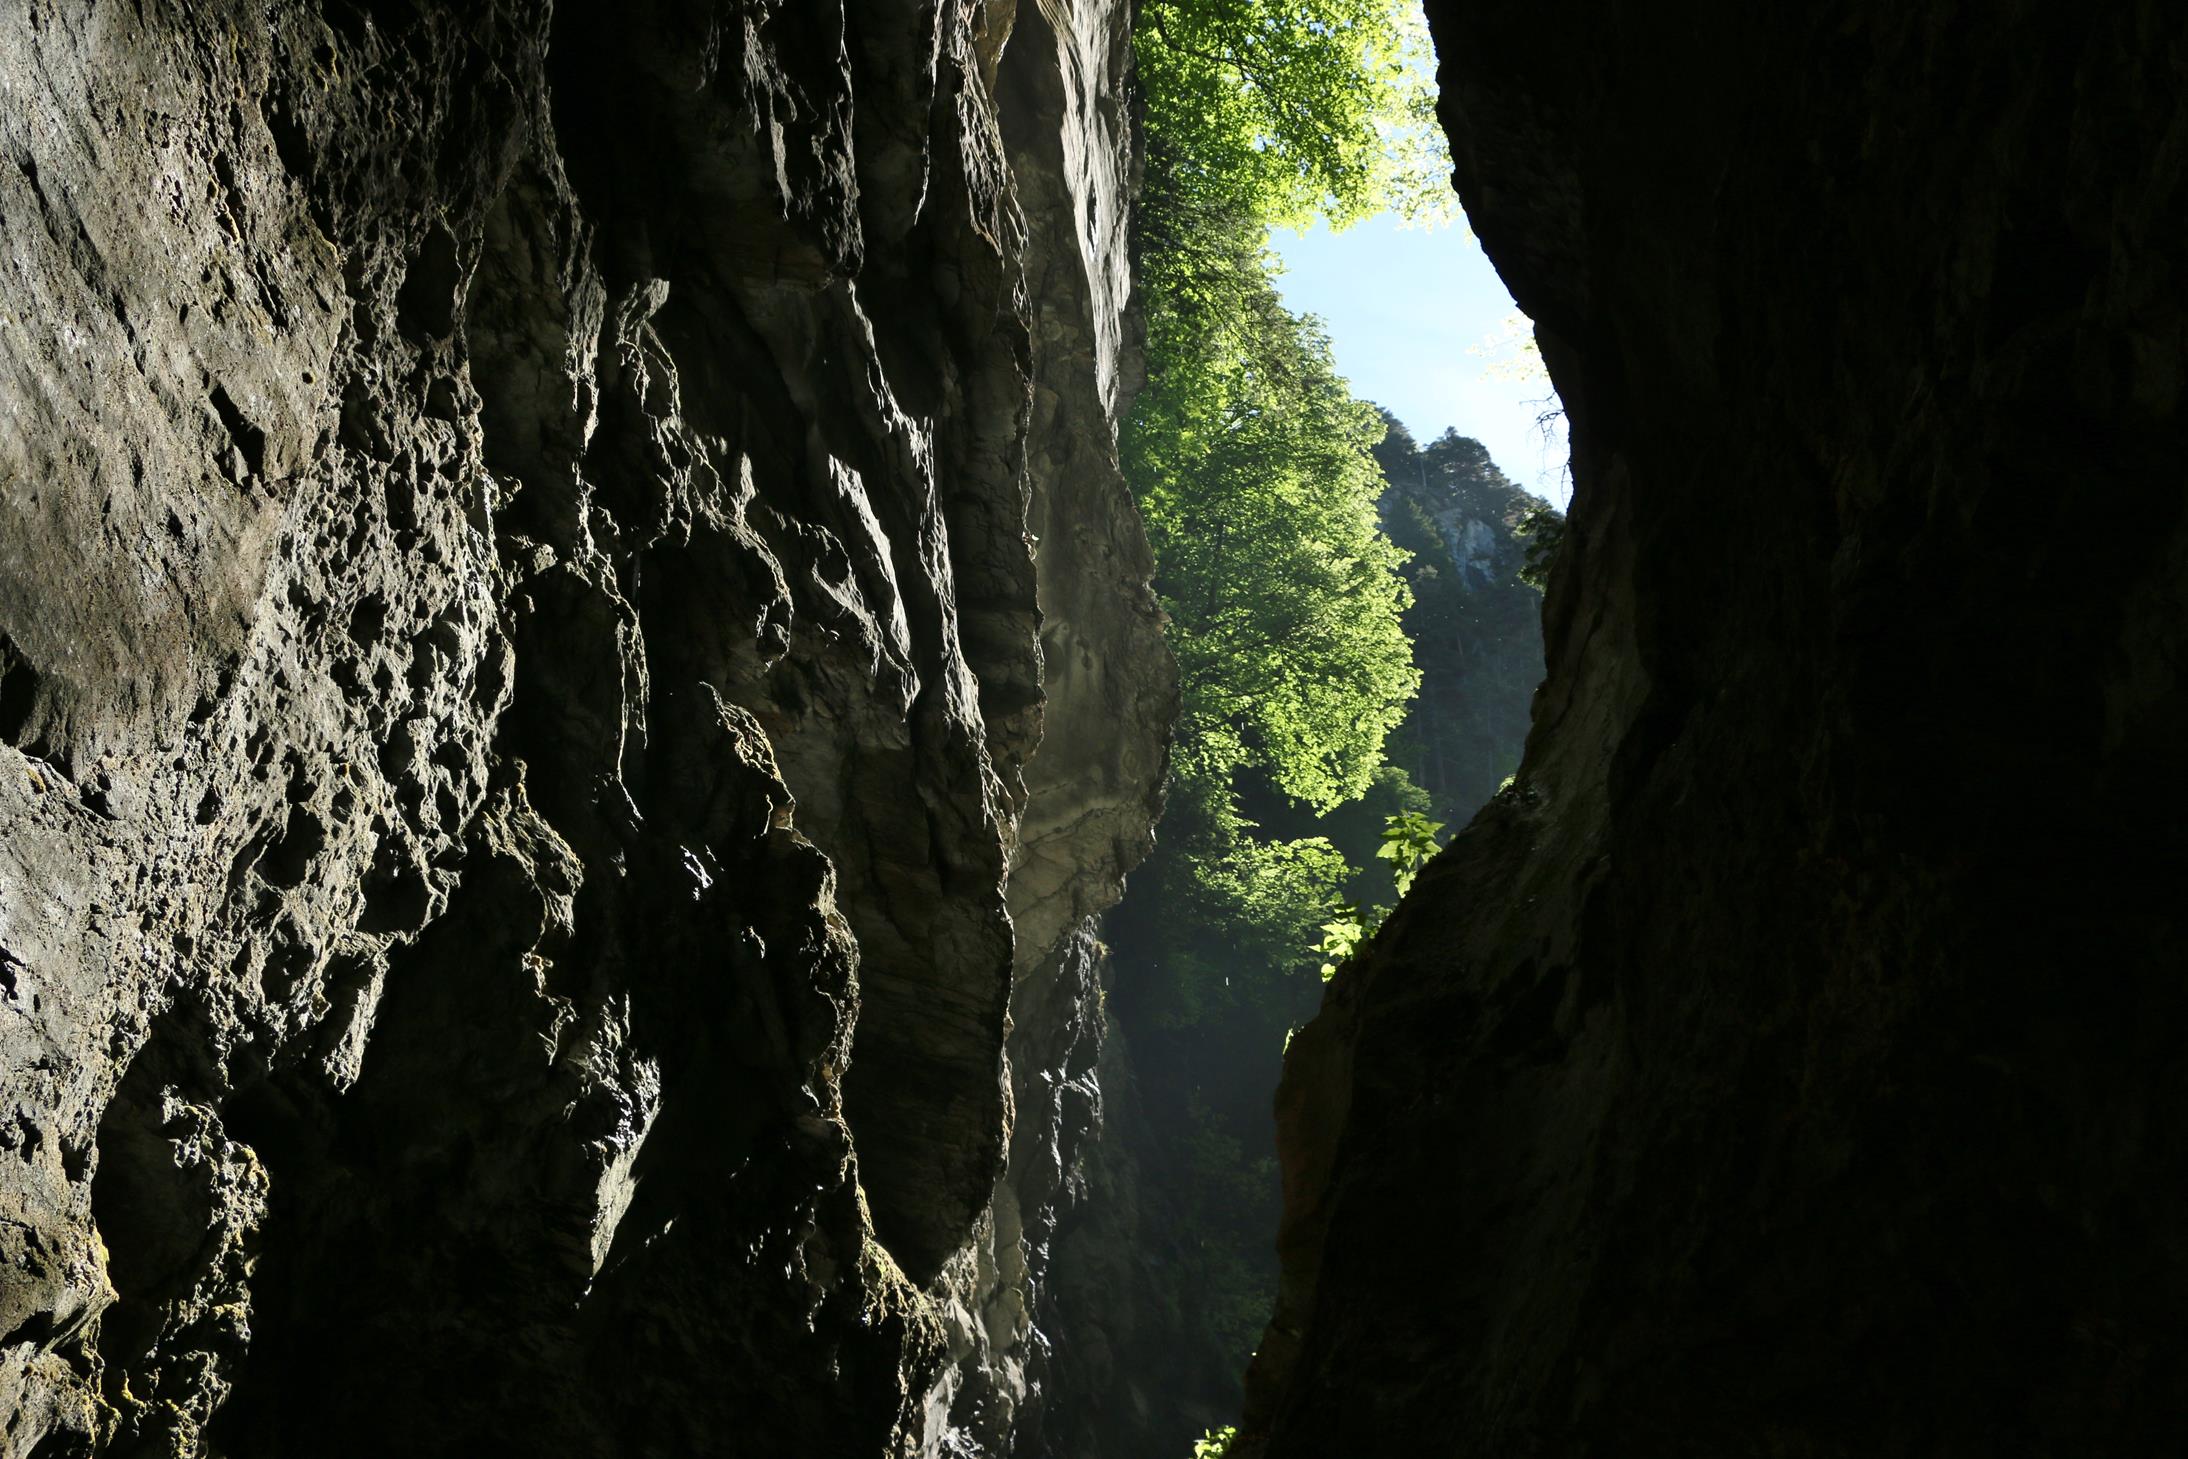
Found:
1514,502 -> 1566,590
1312,810 -> 1445,979
1118,0 -> 1438,1042
1097,2 -> 1460,1443
1136,0 -> 1450,232
1128,269 -> 1420,812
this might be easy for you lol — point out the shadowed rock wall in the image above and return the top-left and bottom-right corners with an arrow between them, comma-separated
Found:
1246,3 -> 2188,1454
0,2 -> 1163,1454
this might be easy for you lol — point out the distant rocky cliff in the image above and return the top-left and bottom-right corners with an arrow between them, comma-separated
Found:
1247,3 -> 2188,1454
1044,424 -> 1550,1459
0,2 -> 1165,1455
1375,421 -> 1549,823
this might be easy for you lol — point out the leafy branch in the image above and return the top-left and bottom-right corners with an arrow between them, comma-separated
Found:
1313,811 -> 1445,980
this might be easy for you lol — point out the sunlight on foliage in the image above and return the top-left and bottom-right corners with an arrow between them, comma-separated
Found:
1467,310 -> 1550,386
1131,0 -> 1448,820
1313,905 -> 1366,980
1137,0 -> 1452,232
1377,809 -> 1444,898
1314,811 -> 1446,979
1109,1 -> 1462,1427
1129,278 -> 1420,811
1192,1426 -> 1239,1458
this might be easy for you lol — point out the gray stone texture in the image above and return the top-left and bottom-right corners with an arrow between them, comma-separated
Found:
0,2 -> 1164,1454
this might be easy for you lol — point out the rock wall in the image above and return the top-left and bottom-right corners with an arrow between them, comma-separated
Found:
0,2 -> 1164,1455
1246,3 -> 2188,1454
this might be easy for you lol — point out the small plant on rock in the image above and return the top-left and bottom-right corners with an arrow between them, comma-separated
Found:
1376,809 -> 1444,898
1192,1426 -> 1238,1458
1312,811 -> 1446,981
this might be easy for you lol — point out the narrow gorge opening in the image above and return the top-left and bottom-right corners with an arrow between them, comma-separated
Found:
1044,5 -> 1568,1454
16,2 -> 2165,1457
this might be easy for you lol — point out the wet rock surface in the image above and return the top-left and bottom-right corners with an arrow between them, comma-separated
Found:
0,2 -> 1162,1454
1246,3 -> 2188,1455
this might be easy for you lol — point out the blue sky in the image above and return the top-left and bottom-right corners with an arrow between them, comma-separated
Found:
1267,217 -> 1571,509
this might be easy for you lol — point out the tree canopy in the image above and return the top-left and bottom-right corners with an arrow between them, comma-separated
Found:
1116,0 -> 1450,1036
1129,0 -> 1443,824
1136,0 -> 1450,232
1102,4 -> 1465,1437
1128,250 -> 1417,812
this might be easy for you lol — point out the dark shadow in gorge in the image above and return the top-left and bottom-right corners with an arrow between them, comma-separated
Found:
1041,417 -> 1559,1458
1240,2 -> 2188,1453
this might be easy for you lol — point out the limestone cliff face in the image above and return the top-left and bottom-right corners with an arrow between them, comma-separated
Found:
1247,3 -> 2188,1454
0,2 -> 1164,1454
1375,426 -> 1548,824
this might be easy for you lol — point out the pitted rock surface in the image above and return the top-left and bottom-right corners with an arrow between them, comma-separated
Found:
0,2 -> 1164,1454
